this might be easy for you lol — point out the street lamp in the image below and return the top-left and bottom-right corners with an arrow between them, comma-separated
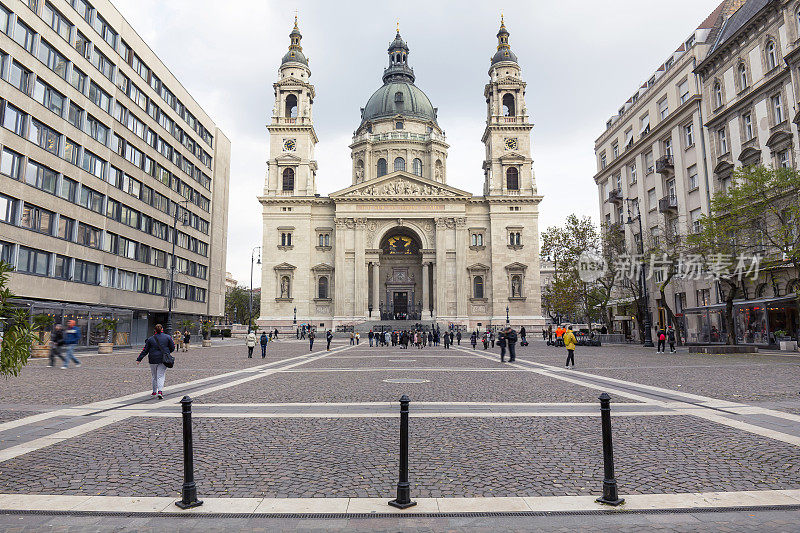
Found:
167,199 -> 190,335
625,198 -> 655,348
293,306 -> 297,325
247,246 -> 261,334
506,305 -> 510,325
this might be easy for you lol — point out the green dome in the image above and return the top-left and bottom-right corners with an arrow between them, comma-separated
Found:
362,81 -> 437,124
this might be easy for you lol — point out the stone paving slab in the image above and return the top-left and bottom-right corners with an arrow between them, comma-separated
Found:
194,370 -> 634,404
0,415 -> 797,498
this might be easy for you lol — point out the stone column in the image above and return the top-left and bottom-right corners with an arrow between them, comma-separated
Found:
354,218 -> 367,319
422,261 -> 431,320
455,217 -> 467,321
434,218 -> 447,320
333,218 -> 348,321
371,261 -> 380,319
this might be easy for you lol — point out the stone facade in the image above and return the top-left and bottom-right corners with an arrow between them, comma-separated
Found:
258,19 -> 544,330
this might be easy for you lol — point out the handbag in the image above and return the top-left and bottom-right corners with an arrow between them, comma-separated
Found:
154,334 -> 175,368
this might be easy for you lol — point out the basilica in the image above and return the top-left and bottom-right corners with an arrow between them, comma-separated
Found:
258,17 -> 544,330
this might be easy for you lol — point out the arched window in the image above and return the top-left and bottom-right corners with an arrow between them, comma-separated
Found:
318,276 -> 328,299
282,168 -> 295,191
473,276 -> 484,299
766,41 -> 777,70
506,167 -> 519,190
377,158 -> 387,177
714,82 -> 723,108
319,234 -> 325,247
395,121 -> 404,130
738,63 -> 748,89
471,234 -> 477,246
502,93 -> 515,116
412,158 -> 422,176
395,91 -> 404,104
285,94 -> 298,118
394,157 -> 405,172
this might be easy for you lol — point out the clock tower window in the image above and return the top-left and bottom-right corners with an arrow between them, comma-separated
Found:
506,167 -> 519,190
282,168 -> 295,191
502,93 -> 515,116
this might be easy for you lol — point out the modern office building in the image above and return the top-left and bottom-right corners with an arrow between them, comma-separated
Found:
0,0 -> 230,347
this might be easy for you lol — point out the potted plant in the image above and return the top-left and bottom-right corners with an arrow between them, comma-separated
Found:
96,318 -> 118,354
201,319 -> 212,347
30,314 -> 54,359
774,329 -> 796,351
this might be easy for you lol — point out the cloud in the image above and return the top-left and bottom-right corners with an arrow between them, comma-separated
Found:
113,0 -> 723,286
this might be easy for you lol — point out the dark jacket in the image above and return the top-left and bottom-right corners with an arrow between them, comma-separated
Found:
667,329 -> 676,343
137,332 -> 175,365
497,331 -> 507,347
51,328 -> 65,347
506,329 -> 518,344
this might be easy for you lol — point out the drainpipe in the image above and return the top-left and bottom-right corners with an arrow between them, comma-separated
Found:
693,57 -> 713,213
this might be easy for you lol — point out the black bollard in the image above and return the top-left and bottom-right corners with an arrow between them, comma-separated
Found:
595,392 -> 624,506
175,395 -> 203,509
388,394 -> 417,509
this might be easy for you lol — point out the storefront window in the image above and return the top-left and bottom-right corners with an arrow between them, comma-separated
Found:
736,306 -> 767,345
708,309 -> 727,343
766,303 -> 798,342
684,310 -> 708,344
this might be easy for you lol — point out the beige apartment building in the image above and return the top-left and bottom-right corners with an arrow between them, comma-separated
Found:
692,0 -> 800,345
258,19 -> 544,331
596,0 -> 800,346
0,0 -> 230,347
594,3 -> 725,341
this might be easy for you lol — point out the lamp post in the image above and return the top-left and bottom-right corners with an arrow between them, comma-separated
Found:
167,199 -> 190,335
506,305 -> 510,325
625,199 -> 655,348
293,306 -> 297,325
247,246 -> 261,334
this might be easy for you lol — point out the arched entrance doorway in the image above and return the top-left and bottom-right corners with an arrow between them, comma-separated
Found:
379,229 -> 423,320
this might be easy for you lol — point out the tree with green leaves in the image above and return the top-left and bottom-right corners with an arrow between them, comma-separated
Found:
225,285 -> 260,326
0,262 -> 39,377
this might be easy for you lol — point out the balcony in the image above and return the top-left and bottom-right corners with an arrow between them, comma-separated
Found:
658,194 -> 678,213
655,155 -> 674,174
607,188 -> 623,204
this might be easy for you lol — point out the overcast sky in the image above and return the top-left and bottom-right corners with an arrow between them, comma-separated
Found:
114,0 -> 722,287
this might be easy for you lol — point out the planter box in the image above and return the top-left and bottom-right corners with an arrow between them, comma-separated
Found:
202,339 -> 212,347
31,344 -> 50,358
779,340 -> 797,351
689,345 -> 759,354
98,342 -> 113,354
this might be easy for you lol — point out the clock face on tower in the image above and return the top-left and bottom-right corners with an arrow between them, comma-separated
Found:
283,139 -> 296,151
504,138 -> 518,151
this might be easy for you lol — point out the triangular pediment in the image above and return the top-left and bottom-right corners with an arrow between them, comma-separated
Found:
311,262 -> 334,271
275,153 -> 302,162
330,171 -> 472,199
273,262 -> 296,271
504,262 -> 528,271
499,152 -> 527,162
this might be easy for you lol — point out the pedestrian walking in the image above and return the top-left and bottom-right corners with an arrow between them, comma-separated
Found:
173,329 -> 183,352
564,326 -> 577,368
326,329 -> 333,351
368,330 -> 374,347
274,328 -> 279,340
136,324 -> 175,399
542,328 -> 547,341
667,326 -> 676,353
309,329 -> 315,351
356,332 -> 360,345
49,324 -> 64,367
62,320 -> 82,368
350,332 -> 355,345
456,331 -> 462,345
470,331 -> 477,349
183,329 -> 191,352
548,325 -> 553,345
506,326 -> 518,362
443,331 -> 450,349
520,326 -> 526,344
246,330 -> 256,358
490,331 -> 495,348
497,328 -> 507,362
657,328 -> 666,353
449,331 -> 454,346
260,331 -> 268,358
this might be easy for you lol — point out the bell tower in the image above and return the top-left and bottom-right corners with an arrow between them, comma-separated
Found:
265,17 -> 318,197
481,16 -> 536,197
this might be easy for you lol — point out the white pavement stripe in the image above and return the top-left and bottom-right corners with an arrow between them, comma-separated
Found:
0,415 -> 128,462
2,489 -> 800,514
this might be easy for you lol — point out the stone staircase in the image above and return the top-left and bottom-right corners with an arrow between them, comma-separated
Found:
354,320 -> 436,333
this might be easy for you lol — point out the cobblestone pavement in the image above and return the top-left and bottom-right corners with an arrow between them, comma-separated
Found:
515,341 -> 800,405
195,368 -> 626,404
3,509 -> 800,532
1,337 -> 800,524
0,414 -> 797,498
